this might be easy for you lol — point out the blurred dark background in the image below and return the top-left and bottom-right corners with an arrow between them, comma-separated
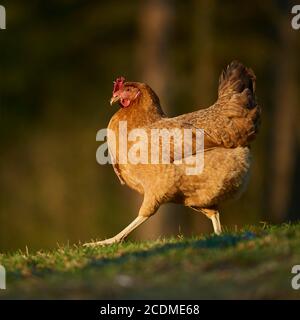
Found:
0,0 -> 299,252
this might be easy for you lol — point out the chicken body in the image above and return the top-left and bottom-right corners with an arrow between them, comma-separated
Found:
85,61 -> 260,246
108,146 -> 250,211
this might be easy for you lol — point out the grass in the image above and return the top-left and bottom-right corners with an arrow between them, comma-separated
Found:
1,223 -> 300,299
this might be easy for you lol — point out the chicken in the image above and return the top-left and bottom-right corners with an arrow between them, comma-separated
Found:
85,61 -> 260,246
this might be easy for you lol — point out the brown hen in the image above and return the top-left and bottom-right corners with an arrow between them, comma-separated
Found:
85,61 -> 260,246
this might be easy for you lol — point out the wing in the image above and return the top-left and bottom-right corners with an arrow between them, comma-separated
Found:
146,62 -> 260,162
146,117 -> 205,163
186,61 -> 260,148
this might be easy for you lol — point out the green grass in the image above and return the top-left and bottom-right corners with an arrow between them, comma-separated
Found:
1,223 -> 300,299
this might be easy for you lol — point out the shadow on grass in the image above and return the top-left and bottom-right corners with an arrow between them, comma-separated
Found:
88,232 -> 256,268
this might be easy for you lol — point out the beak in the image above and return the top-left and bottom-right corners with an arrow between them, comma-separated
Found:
110,95 -> 120,106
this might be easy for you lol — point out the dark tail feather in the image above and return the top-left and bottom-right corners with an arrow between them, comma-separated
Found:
218,60 -> 256,108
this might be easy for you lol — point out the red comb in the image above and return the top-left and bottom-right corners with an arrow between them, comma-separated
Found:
113,77 -> 125,93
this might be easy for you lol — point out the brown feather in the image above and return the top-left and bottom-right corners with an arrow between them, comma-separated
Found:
107,61 -> 260,230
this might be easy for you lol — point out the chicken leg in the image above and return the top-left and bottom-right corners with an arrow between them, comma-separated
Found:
84,194 -> 160,247
202,208 -> 222,235
210,211 -> 222,235
84,216 -> 148,246
190,207 -> 222,235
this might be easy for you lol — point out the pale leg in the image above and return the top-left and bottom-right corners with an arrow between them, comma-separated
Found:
190,207 -> 222,235
209,211 -> 222,235
84,195 -> 159,247
84,216 -> 148,247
